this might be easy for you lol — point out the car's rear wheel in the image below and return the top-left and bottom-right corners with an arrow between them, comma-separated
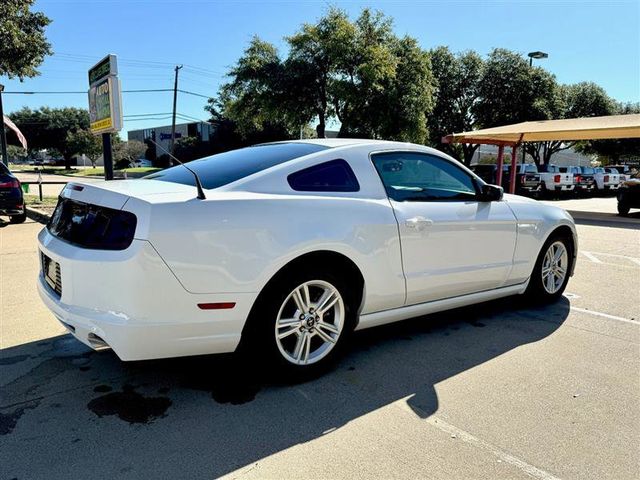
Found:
241,269 -> 356,379
525,233 -> 573,303
10,211 -> 27,224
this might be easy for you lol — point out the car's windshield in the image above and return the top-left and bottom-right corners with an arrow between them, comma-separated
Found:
145,143 -> 329,189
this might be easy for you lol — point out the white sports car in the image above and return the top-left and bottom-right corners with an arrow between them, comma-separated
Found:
38,139 -> 577,374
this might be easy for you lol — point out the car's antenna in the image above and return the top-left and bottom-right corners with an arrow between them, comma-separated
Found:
146,137 -> 206,200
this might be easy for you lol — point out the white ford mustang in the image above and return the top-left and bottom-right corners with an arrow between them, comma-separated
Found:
38,139 -> 577,374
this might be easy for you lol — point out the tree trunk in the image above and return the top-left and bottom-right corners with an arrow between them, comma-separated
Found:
462,144 -> 479,166
316,112 -> 326,139
64,154 -> 72,170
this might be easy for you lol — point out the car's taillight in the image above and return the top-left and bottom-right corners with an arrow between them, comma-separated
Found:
575,175 -> 582,183
48,198 -> 137,250
604,175 -> 609,182
0,179 -> 20,188
554,175 -> 561,183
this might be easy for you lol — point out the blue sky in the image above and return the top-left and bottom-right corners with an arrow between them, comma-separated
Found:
2,0 -> 639,137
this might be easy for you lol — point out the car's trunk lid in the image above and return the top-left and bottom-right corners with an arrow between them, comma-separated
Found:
60,179 -> 200,209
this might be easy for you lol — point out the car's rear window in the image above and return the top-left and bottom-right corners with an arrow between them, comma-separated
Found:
0,163 -> 10,175
145,143 -> 329,189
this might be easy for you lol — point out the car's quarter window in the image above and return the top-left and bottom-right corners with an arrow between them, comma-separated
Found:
145,143 -> 329,190
371,152 -> 477,202
287,159 -> 359,192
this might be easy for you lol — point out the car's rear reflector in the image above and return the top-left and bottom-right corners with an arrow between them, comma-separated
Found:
197,302 -> 236,310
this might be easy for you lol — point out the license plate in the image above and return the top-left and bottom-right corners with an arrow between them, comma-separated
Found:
42,253 -> 61,295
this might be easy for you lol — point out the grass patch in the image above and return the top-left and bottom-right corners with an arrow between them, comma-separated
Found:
24,195 -> 59,208
54,166 -> 161,178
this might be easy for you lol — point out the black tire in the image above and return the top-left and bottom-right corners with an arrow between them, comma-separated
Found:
617,201 -> 630,216
524,232 -> 573,304
9,212 -> 27,224
540,183 -> 548,199
239,267 -> 357,380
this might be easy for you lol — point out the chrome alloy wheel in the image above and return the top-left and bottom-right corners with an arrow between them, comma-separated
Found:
275,280 -> 345,366
541,241 -> 569,294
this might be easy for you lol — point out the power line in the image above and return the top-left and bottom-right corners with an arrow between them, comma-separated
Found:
3,89 -> 174,94
178,89 -> 210,99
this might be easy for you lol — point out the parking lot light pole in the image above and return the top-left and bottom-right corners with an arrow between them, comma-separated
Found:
528,50 -> 548,67
524,51 -> 549,164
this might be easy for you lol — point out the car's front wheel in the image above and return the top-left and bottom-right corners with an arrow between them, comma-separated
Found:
241,270 -> 356,378
525,233 -> 573,303
617,200 -> 630,216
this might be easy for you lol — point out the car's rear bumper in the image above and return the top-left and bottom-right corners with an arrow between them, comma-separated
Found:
37,228 -> 256,361
0,191 -> 24,215
554,185 -> 575,191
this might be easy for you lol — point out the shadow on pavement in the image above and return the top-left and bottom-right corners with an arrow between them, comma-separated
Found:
568,210 -> 640,230
0,296 -> 570,479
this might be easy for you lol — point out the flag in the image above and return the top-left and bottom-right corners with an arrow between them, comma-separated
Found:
3,115 -> 27,150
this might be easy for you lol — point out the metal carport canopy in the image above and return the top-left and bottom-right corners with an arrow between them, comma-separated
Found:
442,113 -> 640,145
441,114 -> 640,194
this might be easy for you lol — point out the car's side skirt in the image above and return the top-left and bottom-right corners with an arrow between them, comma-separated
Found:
355,281 -> 529,331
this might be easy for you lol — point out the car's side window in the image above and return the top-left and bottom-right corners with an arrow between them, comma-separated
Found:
371,152 -> 477,202
288,159 -> 360,192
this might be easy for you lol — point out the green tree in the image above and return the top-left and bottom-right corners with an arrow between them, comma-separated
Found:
7,144 -> 27,162
113,140 -> 147,169
208,37 -> 294,139
575,102 -> 640,163
209,8 -> 435,143
476,48 -> 557,129
65,129 -> 103,167
8,107 -> 89,169
428,47 -> 484,165
0,0 -> 52,79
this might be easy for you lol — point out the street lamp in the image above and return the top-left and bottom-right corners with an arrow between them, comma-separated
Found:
528,51 -> 549,67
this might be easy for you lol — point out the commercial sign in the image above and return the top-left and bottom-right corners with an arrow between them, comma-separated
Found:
88,54 -> 122,135
88,54 -> 118,85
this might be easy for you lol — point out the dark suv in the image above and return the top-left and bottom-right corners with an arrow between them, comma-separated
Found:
471,163 -> 541,197
0,163 -> 26,223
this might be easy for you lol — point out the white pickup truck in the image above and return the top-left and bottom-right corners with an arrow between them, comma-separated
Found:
538,164 -> 575,196
594,167 -> 620,192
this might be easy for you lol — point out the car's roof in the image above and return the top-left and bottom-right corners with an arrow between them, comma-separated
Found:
263,138 -> 416,149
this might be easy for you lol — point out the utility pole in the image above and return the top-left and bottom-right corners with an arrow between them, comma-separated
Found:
169,65 -> 183,157
0,85 -> 8,166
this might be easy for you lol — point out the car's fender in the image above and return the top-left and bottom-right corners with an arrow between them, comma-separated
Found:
142,193 -> 406,315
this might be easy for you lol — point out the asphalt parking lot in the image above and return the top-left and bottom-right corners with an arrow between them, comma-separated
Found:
1,209 -> 638,479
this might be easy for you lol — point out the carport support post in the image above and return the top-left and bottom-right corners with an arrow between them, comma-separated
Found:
495,145 -> 505,186
509,145 -> 518,194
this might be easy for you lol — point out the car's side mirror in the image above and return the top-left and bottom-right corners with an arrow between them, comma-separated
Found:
478,184 -> 503,202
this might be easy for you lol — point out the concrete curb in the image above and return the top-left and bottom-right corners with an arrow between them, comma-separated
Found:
26,206 -> 52,224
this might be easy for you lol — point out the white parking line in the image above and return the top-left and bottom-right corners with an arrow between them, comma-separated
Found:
587,251 -> 640,266
395,401 -> 562,480
580,251 -> 603,264
571,307 -> 640,326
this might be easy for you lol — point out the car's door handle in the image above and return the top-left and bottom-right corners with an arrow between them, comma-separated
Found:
405,216 -> 433,230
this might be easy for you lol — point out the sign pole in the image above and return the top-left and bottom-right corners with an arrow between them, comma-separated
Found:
88,54 -> 122,180
102,133 -> 113,180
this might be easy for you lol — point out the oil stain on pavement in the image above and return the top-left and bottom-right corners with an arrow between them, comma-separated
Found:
87,384 -> 172,424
